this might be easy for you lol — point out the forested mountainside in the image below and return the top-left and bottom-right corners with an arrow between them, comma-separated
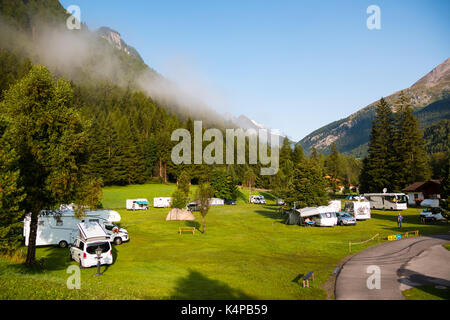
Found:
0,0 -> 266,187
298,58 -> 450,157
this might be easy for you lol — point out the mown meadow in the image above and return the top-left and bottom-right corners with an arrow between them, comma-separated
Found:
1,184 -> 449,300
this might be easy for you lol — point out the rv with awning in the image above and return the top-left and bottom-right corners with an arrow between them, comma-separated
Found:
299,206 -> 338,227
126,199 -> 149,210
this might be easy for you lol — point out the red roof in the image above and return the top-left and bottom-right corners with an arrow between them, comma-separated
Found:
402,179 -> 443,192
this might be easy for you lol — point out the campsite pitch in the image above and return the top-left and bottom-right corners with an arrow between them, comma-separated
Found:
1,184 -> 449,300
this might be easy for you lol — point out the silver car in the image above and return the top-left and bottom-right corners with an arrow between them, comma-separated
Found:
337,212 -> 357,226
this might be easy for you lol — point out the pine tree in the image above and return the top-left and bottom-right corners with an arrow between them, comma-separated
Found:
392,92 -> 431,189
360,98 -> 395,193
290,158 -> 329,208
326,143 -> 341,194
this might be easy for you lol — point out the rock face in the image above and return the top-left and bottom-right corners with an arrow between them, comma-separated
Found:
96,26 -> 143,61
413,58 -> 450,87
166,208 -> 195,221
298,58 -> 450,157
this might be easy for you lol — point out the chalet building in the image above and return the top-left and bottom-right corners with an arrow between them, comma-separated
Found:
402,179 -> 443,205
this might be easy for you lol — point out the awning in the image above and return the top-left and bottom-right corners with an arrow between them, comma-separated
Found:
299,206 -> 335,217
136,201 -> 148,204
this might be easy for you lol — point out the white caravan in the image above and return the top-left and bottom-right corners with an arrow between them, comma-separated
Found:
126,199 -> 149,210
344,201 -> 371,220
70,222 -> 113,268
364,193 -> 408,210
209,198 -> 225,206
23,209 -> 128,248
153,197 -> 172,208
299,206 -> 338,227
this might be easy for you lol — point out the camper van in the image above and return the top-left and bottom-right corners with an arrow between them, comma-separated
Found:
364,193 -> 408,210
23,209 -> 128,248
344,201 -> 371,220
126,199 -> 149,211
153,197 -> 172,208
250,195 -> 266,204
329,200 -> 342,212
299,206 -> 338,227
70,222 -> 113,268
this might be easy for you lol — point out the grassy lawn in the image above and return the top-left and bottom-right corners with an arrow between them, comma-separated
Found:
1,184 -> 449,300
444,243 -> 450,251
403,285 -> 450,300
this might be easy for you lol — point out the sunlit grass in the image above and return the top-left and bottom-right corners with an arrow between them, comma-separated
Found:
1,184 -> 449,300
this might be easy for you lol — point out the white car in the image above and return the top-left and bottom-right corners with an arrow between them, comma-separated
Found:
70,238 -> 113,268
104,223 -> 129,245
420,207 -> 448,222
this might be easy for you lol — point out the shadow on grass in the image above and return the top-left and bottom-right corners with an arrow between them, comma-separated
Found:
291,273 -> 304,284
399,268 -> 450,299
170,270 -> 254,300
254,208 -> 287,224
258,191 -> 275,202
185,220 -> 201,232
9,246 -> 72,274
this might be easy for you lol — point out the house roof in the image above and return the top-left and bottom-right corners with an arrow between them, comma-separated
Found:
402,179 -> 443,192
403,182 -> 426,192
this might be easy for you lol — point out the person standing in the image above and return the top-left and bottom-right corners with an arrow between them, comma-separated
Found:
397,213 -> 403,228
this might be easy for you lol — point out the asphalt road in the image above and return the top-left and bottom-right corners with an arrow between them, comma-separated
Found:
335,233 -> 450,300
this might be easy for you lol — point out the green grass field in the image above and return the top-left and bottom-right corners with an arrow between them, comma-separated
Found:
403,285 -> 450,300
1,184 -> 449,300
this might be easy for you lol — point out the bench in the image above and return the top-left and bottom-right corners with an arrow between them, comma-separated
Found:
179,227 -> 195,235
302,271 -> 314,288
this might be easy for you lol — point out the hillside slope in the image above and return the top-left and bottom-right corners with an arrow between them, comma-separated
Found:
298,58 -> 450,157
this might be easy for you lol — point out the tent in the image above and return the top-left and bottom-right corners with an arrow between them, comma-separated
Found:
287,209 -> 302,225
166,208 -> 195,221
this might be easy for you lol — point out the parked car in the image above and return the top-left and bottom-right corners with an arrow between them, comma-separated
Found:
70,222 -> 114,268
420,207 -> 448,222
336,212 -> 357,226
224,200 -> 236,205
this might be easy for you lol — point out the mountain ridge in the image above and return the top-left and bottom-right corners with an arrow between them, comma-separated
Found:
298,58 -> 450,157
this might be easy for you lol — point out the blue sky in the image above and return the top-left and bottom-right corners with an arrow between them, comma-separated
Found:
60,0 -> 449,141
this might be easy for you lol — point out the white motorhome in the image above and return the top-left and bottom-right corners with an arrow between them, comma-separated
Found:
344,201 -> 371,220
329,200 -> 342,212
126,199 -> 149,210
299,206 -> 338,227
70,222 -> 113,268
23,209 -> 128,248
153,197 -> 172,208
250,195 -> 266,204
364,193 -> 408,210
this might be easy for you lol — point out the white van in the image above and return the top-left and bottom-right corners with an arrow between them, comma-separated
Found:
344,201 -> 371,220
126,199 -> 149,210
23,209 -> 128,248
70,222 -> 113,268
153,197 -> 172,208
329,200 -> 342,212
250,195 -> 266,204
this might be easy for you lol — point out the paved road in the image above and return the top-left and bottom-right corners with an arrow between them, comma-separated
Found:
335,233 -> 450,300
